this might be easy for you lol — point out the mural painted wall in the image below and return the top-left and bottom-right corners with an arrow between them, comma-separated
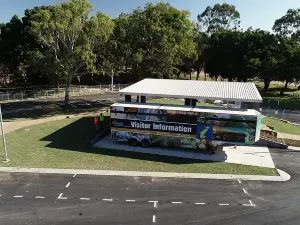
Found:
110,106 -> 258,149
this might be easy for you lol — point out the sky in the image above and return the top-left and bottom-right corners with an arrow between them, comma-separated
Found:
1,0 -> 300,31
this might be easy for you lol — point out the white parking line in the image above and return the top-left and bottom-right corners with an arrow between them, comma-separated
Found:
125,200 -> 135,202
171,202 -> 182,204
249,199 -> 254,206
152,215 -> 156,223
237,179 -> 242,184
103,198 -> 113,201
57,193 -> 67,200
219,203 -> 230,206
35,196 -> 45,199
148,201 -> 158,208
243,204 -> 252,207
195,203 -> 206,205
73,174 -> 76,178
13,195 -> 23,198
242,188 -> 248,194
80,198 -> 90,201
65,182 -> 70,188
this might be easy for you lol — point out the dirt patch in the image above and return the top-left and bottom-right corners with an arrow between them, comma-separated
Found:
282,139 -> 300,147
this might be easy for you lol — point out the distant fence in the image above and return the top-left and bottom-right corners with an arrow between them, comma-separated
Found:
0,84 -> 129,102
261,109 -> 300,125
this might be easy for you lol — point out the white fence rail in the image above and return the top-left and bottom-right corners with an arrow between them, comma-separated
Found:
0,84 -> 129,102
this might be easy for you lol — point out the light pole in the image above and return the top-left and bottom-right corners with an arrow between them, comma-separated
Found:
0,105 -> 8,162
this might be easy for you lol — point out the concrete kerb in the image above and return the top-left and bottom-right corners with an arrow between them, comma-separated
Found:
0,167 -> 290,182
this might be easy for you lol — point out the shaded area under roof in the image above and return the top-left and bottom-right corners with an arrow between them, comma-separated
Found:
119,79 -> 263,103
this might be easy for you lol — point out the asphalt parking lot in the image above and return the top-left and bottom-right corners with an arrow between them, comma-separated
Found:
1,93 -> 122,114
0,144 -> 300,224
0,172 -> 256,225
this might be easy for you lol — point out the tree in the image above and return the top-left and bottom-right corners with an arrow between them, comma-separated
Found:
273,8 -> 300,90
0,63 -> 10,86
203,30 -> 250,82
244,29 -> 280,91
28,0 -> 113,106
197,3 -> 240,34
276,38 -> 300,89
117,2 -> 197,80
193,31 -> 209,80
85,12 -> 115,87
0,15 -> 27,85
273,8 -> 300,40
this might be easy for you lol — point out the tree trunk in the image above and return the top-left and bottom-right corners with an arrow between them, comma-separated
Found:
284,79 -> 289,89
64,85 -> 70,107
189,71 -> 192,80
204,71 -> 207,81
263,79 -> 270,92
111,68 -> 114,91
64,73 -> 71,107
196,69 -> 200,80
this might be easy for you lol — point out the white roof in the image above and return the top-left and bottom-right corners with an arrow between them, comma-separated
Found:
119,79 -> 263,103
111,102 -> 260,116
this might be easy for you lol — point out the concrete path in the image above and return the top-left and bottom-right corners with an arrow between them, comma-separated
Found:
277,132 -> 300,141
288,146 -> 300,151
95,137 -> 276,168
3,115 -> 74,134
0,167 -> 290,181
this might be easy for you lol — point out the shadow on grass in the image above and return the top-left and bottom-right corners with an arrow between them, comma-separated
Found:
41,117 -> 218,165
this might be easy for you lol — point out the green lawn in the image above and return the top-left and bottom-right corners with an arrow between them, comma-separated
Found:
0,117 -> 277,175
147,98 -> 218,107
262,96 -> 300,110
254,81 -> 300,110
263,117 -> 300,135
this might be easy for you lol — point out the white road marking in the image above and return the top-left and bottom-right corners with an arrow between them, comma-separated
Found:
219,203 -> 230,206
148,201 -> 158,208
80,198 -> 90,201
13,195 -> 23,198
171,202 -> 182,204
242,188 -> 248,194
249,199 -> 255,206
125,200 -> 135,202
195,203 -> 206,205
57,193 -> 67,200
152,215 -> 156,223
237,179 -> 242,183
65,182 -> 70,188
103,198 -> 113,201
73,174 -> 76,178
35,196 -> 45,199
243,204 -> 252,207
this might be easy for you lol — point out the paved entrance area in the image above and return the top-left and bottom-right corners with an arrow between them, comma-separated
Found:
0,172 -> 257,225
95,137 -> 275,168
